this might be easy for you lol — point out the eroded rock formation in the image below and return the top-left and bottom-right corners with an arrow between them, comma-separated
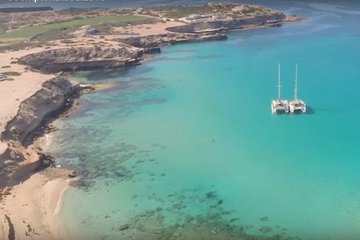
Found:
0,77 -> 82,192
166,14 -> 287,33
18,46 -> 143,73
120,33 -> 227,50
1,77 -> 80,145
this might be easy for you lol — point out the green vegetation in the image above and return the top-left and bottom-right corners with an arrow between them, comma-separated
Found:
0,15 -> 153,42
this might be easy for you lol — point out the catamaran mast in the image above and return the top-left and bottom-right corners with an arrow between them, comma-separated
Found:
294,63 -> 298,100
278,63 -> 281,100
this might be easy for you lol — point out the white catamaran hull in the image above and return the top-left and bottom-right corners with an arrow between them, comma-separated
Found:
271,100 -> 289,113
289,105 -> 306,113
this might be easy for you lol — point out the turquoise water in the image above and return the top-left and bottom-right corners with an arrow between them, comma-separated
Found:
48,2 -> 360,240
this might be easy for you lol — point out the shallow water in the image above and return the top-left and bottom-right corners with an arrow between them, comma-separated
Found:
47,2 -> 360,239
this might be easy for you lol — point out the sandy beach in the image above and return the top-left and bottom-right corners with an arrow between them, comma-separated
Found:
113,21 -> 185,36
0,43 -> 73,239
0,21 -> 171,239
0,18 -> 183,239
0,48 -> 56,133
0,168 -> 73,240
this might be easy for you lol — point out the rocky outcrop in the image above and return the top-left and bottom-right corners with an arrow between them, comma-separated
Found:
0,144 -> 49,190
0,77 -> 84,194
1,78 -> 80,145
143,47 -> 161,54
18,46 -> 143,73
120,33 -> 227,49
166,14 -> 286,33
120,13 -> 285,50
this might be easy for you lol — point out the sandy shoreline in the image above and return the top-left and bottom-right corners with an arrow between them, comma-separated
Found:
0,44 -> 64,239
0,19 -> 184,240
0,44 -> 79,239
0,47 -> 56,133
0,168 -> 73,240
0,22 -> 139,239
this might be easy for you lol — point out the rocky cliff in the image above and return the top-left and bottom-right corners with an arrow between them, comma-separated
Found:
120,33 -> 227,50
1,78 -> 80,145
18,46 -> 143,73
166,14 -> 286,33
0,77 -> 81,192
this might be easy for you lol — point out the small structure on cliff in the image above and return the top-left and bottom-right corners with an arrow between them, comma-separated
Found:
179,14 -> 216,23
271,63 -> 289,113
71,25 -> 100,37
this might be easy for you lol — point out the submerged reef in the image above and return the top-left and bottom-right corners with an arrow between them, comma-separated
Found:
94,188 -> 299,240
47,75 -> 300,240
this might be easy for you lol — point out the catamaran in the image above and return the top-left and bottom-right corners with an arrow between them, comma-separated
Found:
271,63 -> 289,113
289,64 -> 306,113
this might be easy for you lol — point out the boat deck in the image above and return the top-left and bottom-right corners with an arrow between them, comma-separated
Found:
289,99 -> 306,113
271,99 -> 289,113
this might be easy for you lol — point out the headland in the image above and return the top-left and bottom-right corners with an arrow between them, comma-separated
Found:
0,3 -> 303,239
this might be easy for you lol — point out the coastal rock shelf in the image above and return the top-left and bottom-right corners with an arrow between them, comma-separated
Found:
1,77 -> 80,145
120,33 -> 227,49
18,46 -> 143,73
166,14 -> 287,33
0,77 -> 82,192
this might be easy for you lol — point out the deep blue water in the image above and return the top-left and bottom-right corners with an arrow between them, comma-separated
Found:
43,1 -> 360,240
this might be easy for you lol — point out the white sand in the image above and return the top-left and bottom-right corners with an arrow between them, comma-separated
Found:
113,21 -> 185,36
0,170 -> 71,240
0,47 -> 55,133
0,46 -> 68,240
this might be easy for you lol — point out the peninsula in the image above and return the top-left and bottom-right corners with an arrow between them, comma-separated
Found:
0,3 -> 301,239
